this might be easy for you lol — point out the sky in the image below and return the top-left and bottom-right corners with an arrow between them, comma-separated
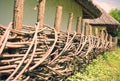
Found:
93,0 -> 120,13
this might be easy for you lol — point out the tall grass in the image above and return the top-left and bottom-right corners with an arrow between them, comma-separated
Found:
66,47 -> 120,81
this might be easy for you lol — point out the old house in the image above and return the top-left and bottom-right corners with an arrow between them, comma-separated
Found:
0,0 -> 101,30
44,0 -> 101,30
85,5 -> 120,45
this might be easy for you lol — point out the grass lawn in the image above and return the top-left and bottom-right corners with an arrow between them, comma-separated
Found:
66,47 -> 120,81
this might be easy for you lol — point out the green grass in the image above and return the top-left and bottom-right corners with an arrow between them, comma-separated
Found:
66,47 -> 120,81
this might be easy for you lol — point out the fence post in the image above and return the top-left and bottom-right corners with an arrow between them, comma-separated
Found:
85,23 -> 89,36
89,25 -> 93,35
13,0 -> 24,30
109,35 -> 113,47
105,31 -> 108,41
54,6 -> 62,32
95,28 -> 98,37
82,20 -> 85,35
67,12 -> 73,32
37,0 -> 46,29
101,29 -> 104,40
76,17 -> 82,34
113,37 -> 118,46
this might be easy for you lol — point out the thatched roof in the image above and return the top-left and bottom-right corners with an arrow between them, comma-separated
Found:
76,0 -> 102,18
85,6 -> 120,26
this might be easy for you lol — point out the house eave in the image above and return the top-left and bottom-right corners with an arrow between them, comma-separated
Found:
75,0 -> 102,19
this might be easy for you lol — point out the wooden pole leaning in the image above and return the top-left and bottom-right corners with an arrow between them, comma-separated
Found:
37,0 -> 46,29
54,6 -> 63,33
13,0 -> 24,30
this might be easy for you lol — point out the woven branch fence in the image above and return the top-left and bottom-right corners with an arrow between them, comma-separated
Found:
0,0 -> 117,80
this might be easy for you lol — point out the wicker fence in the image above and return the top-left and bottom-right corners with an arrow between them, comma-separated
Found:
0,0 -> 117,80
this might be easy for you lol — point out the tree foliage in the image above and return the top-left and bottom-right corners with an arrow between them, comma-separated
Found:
109,9 -> 120,40
109,9 -> 120,22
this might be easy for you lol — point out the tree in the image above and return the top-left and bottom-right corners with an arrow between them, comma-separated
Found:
110,9 -> 120,35
110,9 -> 120,22
109,9 -> 120,43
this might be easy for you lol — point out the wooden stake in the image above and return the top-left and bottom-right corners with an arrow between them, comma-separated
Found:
89,25 -> 92,35
109,35 -> 112,42
37,0 -> 46,29
13,0 -> 24,30
95,28 -> 98,37
76,17 -> 82,34
113,37 -> 118,45
105,31 -> 108,41
85,23 -> 89,35
82,20 -> 85,35
67,12 -> 73,32
101,29 -> 104,40
54,6 -> 62,32
109,35 -> 113,47
115,37 -> 118,45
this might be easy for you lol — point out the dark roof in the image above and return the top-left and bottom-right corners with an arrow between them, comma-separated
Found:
84,5 -> 120,26
76,0 -> 102,18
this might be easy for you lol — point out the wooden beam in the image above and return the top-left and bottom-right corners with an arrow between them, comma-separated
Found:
37,0 -> 46,29
13,0 -> 24,30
